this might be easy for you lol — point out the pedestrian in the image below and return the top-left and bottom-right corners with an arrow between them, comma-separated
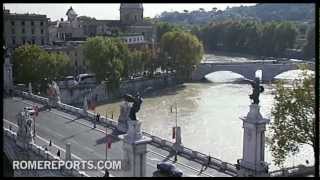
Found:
104,169 -> 109,177
97,113 -> 100,123
174,150 -> 178,162
202,154 -> 211,171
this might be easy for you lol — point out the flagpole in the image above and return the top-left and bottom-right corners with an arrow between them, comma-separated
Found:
106,127 -> 108,160
175,102 -> 177,128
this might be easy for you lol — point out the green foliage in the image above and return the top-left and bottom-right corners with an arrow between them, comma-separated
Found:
198,20 -> 297,57
82,36 -> 129,88
160,31 -> 204,81
302,26 -> 315,59
155,22 -> 183,42
12,44 -> 71,92
158,4 -> 314,26
270,67 -> 315,167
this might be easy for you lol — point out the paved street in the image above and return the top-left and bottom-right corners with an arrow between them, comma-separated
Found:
3,96 -> 231,177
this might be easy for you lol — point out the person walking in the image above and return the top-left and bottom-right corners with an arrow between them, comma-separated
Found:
93,113 -> 98,129
97,113 -> 100,123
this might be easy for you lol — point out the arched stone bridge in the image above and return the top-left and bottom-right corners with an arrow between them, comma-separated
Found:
191,61 -> 315,82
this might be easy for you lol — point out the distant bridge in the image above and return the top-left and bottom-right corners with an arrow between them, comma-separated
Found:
191,61 -> 315,82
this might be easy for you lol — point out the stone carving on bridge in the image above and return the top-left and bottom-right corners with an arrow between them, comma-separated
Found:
16,110 -> 34,145
47,81 -> 61,108
127,93 -> 143,121
117,93 -> 143,135
245,77 -> 264,105
117,95 -> 132,133
3,46 -> 13,94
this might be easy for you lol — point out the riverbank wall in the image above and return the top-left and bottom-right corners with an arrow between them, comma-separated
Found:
59,74 -> 178,106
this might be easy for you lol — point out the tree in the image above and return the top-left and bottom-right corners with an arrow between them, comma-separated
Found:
302,26 -> 315,60
270,66 -> 315,167
12,44 -> 71,92
155,21 -> 183,42
160,31 -> 204,81
82,36 -> 129,89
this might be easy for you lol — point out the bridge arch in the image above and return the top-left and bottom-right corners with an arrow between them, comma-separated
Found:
192,62 -> 314,82
274,69 -> 315,80
204,71 -> 246,82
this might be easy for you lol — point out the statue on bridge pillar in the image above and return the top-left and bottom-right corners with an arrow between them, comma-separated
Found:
117,94 -> 132,133
118,93 -> 151,177
16,109 -> 34,147
47,81 -> 61,108
238,75 -> 269,177
245,77 -> 264,105
3,45 -> 13,94
127,93 -> 143,121
117,93 -> 143,134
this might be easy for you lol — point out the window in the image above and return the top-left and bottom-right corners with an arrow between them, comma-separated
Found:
11,28 -> 15,34
31,21 -> 34,26
22,28 -> 25,34
11,21 -> 15,26
40,21 -> 44,26
32,29 -> 35,34
41,29 -> 44,34
21,21 -> 25,26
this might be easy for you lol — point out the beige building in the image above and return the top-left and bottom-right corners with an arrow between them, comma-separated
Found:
49,4 -> 156,44
41,41 -> 87,75
3,8 -> 49,50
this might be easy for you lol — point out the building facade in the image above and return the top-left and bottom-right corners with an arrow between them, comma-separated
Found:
41,41 -> 87,76
3,8 -> 49,50
49,4 -> 156,44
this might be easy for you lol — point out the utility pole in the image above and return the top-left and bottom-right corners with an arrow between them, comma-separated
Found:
105,126 -> 109,177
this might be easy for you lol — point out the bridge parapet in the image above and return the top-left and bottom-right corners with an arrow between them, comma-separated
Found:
12,89 -> 238,176
3,127 -> 89,177
192,62 -> 314,82
269,165 -> 314,177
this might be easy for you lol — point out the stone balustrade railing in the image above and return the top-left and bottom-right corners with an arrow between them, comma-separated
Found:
3,127 -> 88,177
12,89 -> 238,176
269,165 -> 314,177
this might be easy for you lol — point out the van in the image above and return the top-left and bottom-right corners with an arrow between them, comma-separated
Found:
77,73 -> 96,84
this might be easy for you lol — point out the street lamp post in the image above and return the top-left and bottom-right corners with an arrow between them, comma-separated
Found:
105,126 -> 109,177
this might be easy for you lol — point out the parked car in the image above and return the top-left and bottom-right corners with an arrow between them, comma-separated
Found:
24,106 -> 35,116
157,162 -> 183,177
59,76 -> 78,86
77,73 -> 96,84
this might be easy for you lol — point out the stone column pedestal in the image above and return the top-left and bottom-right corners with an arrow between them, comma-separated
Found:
237,104 -> 270,177
120,120 -> 151,177
173,126 -> 183,152
65,143 -> 71,160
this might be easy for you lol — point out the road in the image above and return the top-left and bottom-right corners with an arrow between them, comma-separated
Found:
3,96 -> 231,177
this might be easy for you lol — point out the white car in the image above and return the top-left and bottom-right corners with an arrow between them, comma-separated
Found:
24,106 -> 35,116
59,76 -> 78,86
77,73 -> 96,84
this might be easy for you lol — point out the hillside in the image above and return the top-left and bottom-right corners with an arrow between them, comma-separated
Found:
157,4 -> 315,26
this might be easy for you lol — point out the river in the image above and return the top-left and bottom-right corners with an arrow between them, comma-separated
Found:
95,54 -> 314,171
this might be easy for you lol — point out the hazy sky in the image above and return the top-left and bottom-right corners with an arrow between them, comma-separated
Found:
4,3 -> 256,21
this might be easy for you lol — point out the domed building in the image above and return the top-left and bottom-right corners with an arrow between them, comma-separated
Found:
120,3 -> 144,25
50,3 -> 156,44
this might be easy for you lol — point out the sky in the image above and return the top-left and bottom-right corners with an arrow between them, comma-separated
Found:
4,3 -> 256,21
